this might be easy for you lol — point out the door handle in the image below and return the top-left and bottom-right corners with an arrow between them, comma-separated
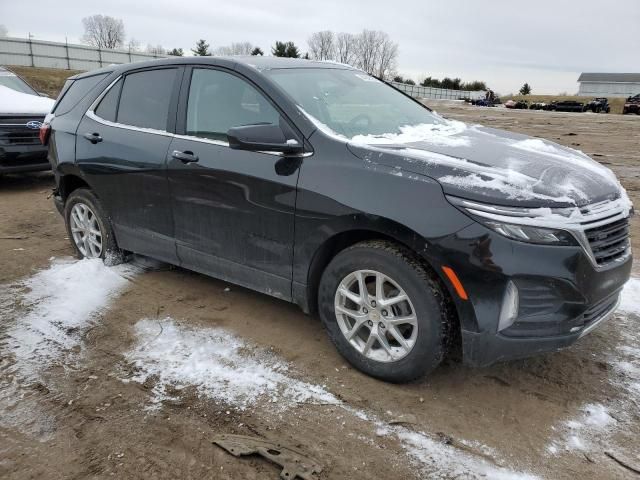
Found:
83,132 -> 103,144
172,150 -> 199,163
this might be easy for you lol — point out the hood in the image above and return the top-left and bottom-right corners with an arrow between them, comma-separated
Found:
347,119 -> 626,208
0,85 -> 55,116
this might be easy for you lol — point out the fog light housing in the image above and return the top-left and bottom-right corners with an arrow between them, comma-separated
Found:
498,281 -> 519,332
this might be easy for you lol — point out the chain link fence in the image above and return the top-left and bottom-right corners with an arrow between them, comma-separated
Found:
0,36 -> 167,71
391,81 -> 486,100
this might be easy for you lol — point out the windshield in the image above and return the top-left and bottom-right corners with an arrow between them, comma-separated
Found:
0,71 -> 38,95
265,68 -> 440,139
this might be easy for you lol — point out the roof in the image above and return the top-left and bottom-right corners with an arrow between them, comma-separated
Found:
72,56 -> 356,80
578,73 -> 640,83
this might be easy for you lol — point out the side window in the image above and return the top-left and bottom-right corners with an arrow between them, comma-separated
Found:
117,69 -> 177,131
186,68 -> 280,142
94,79 -> 122,122
53,73 -> 109,115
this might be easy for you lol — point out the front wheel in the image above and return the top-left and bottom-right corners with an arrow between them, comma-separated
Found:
318,241 -> 450,382
64,188 -> 124,264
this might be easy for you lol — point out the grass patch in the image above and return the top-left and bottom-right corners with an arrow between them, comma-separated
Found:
5,66 -> 83,98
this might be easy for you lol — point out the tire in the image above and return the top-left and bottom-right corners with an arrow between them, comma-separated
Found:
64,188 -> 125,265
317,240 -> 449,382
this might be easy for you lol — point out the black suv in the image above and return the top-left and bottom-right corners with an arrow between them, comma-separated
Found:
45,57 -> 632,382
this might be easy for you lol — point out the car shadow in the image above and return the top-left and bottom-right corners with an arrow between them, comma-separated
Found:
0,171 -> 55,192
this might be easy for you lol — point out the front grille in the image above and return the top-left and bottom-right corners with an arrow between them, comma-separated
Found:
585,216 -> 630,266
0,116 -> 43,146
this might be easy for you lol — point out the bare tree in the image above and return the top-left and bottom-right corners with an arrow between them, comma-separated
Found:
375,34 -> 399,79
0,25 -> 7,37
81,14 -> 125,49
335,32 -> 357,65
127,38 -> 141,52
215,42 -> 255,56
308,31 -> 335,60
146,44 -> 166,55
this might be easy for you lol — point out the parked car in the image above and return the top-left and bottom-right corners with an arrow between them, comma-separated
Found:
623,94 -> 640,115
0,67 -> 55,175
529,102 -> 546,110
547,100 -> 585,112
584,97 -> 610,113
44,57 -> 632,382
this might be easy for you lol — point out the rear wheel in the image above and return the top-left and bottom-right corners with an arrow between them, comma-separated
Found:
64,188 -> 124,264
318,241 -> 449,382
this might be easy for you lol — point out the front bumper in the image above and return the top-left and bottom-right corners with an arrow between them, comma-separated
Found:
430,222 -> 632,367
0,144 -> 50,174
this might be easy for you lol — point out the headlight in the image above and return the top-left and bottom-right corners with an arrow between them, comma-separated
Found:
483,221 -> 577,246
446,195 -> 579,246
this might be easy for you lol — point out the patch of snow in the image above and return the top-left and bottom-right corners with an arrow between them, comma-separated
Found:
124,318 -> 339,411
3,258 -> 132,376
548,404 -> 615,453
0,85 -> 54,115
350,120 -> 470,147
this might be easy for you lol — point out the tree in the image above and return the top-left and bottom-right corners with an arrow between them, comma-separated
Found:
146,44 -> 166,55
272,41 -> 300,58
308,30 -> 335,60
404,79 -> 415,85
192,39 -> 211,56
519,83 -> 532,95
215,42 -> 254,56
0,25 -> 7,37
335,32 -> 357,64
81,14 -> 125,49
251,47 -> 264,56
127,38 -> 140,52
167,48 -> 184,56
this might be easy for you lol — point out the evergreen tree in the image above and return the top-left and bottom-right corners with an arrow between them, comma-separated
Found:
191,39 -> 211,56
272,41 -> 300,58
519,83 -> 532,95
167,48 -> 184,56
251,47 -> 264,56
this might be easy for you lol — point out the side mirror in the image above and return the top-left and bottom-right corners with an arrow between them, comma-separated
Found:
227,124 -> 303,154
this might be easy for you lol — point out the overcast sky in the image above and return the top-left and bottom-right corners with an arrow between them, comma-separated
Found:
3,0 -> 639,94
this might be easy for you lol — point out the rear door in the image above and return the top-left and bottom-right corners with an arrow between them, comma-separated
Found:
167,66 -> 303,300
75,67 -> 182,263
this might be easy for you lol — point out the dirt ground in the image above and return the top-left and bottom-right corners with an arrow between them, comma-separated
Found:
1,104 -> 639,480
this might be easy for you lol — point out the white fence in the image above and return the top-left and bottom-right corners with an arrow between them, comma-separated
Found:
391,81 -> 486,100
0,36 -> 167,70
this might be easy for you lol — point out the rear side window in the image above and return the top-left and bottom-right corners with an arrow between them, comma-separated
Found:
94,79 -> 122,122
117,69 -> 177,131
53,73 -> 109,115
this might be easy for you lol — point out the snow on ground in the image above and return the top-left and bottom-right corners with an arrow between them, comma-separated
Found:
0,84 -> 54,115
125,317 -> 539,479
124,318 -> 339,411
548,277 -> 640,455
2,258 -> 134,378
0,257 -> 135,436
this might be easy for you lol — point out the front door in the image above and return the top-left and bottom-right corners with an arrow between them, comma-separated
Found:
167,67 -> 303,300
75,67 -> 181,263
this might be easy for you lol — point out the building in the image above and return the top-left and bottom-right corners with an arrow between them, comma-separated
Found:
577,73 -> 640,97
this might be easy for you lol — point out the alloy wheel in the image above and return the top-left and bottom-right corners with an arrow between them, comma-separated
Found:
334,269 -> 418,363
70,202 -> 103,258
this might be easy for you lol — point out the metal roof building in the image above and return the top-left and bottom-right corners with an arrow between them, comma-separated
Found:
577,73 -> 640,97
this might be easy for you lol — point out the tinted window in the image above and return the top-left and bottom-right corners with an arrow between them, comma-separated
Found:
0,71 -> 38,95
94,79 -> 122,122
53,73 -> 109,115
187,69 -> 279,142
117,69 -> 177,130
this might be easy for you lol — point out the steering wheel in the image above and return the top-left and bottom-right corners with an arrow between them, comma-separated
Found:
347,114 -> 372,132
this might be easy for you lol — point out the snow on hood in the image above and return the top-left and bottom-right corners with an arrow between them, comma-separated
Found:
0,84 -> 55,115
346,119 -> 629,208
351,120 -> 470,147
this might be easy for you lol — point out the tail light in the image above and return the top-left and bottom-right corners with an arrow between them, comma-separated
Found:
39,123 -> 51,146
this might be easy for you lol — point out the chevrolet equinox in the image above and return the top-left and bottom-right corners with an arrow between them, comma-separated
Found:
44,57 -> 633,382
